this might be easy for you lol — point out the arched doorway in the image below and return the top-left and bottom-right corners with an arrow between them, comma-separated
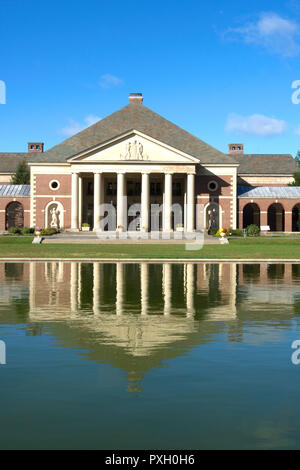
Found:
205,203 -> 221,231
243,203 -> 260,228
268,203 -> 285,231
5,202 -> 24,229
292,204 -> 300,232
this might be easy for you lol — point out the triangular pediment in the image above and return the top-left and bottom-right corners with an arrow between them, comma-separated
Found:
68,131 -> 200,164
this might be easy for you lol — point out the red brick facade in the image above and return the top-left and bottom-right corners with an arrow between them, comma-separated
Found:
33,174 -> 72,229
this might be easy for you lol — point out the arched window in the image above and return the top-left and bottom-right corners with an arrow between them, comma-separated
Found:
5,202 -> 24,229
268,203 -> 285,232
243,203 -> 260,228
292,204 -> 300,232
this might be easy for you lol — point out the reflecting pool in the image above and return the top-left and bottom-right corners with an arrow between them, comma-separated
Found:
0,261 -> 300,449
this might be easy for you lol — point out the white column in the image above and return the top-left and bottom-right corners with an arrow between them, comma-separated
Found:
93,262 -> 101,314
78,175 -> 83,230
186,173 -> 195,232
140,263 -> 149,316
29,262 -> 36,311
117,172 -> 126,230
116,263 -> 124,315
185,263 -> 195,317
93,172 -> 103,231
71,173 -> 79,230
141,173 -> 150,231
70,262 -> 79,312
163,263 -> 172,315
163,173 -> 172,232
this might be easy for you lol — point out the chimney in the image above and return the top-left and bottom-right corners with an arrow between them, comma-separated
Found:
28,142 -> 44,153
228,143 -> 244,155
129,93 -> 143,105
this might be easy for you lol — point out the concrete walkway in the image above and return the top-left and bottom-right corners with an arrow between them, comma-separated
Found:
43,231 -> 221,244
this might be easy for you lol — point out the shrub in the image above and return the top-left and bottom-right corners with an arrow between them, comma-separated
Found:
246,224 -> 260,237
39,228 -> 57,236
82,223 -> 90,227
21,227 -> 35,235
208,227 -> 218,236
8,227 -> 21,234
226,228 -> 243,237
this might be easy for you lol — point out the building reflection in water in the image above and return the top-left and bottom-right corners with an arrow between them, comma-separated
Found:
1,261 -> 300,392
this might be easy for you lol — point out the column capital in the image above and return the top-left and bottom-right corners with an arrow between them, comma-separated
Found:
94,170 -> 103,175
164,171 -> 174,176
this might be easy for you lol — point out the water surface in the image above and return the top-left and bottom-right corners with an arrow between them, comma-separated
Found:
0,261 -> 300,450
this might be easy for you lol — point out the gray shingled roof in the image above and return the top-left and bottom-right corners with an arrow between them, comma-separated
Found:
28,102 -> 236,165
0,154 -> 28,173
238,185 -> 300,198
0,184 -> 30,197
235,154 -> 298,175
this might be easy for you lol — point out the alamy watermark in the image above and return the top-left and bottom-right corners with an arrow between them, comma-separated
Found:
0,340 -> 6,365
291,340 -> 300,365
0,80 -> 6,104
94,201 -> 205,251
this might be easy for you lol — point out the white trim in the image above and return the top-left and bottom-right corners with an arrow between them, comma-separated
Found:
49,180 -> 60,191
68,129 -> 201,164
197,195 -> 234,199
207,180 -> 218,192
35,195 -> 72,198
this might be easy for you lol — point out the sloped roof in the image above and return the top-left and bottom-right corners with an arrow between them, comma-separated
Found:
28,102 -> 236,165
235,154 -> 298,175
238,185 -> 300,198
0,154 -> 28,173
0,184 -> 30,197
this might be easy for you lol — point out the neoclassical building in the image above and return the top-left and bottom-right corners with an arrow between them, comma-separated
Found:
0,93 -> 299,232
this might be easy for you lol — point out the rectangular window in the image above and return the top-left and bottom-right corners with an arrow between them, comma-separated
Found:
87,182 -> 93,195
106,182 -> 117,196
150,182 -> 162,196
172,182 -> 181,196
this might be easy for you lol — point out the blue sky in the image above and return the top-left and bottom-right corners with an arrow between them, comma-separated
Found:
1,0 -> 300,156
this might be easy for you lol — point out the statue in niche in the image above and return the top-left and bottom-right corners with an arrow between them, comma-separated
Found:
207,207 -> 218,232
50,207 -> 59,228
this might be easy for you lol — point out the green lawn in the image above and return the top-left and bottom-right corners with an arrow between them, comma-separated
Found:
0,236 -> 300,259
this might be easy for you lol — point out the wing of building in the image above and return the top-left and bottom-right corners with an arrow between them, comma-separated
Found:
0,94 -> 299,232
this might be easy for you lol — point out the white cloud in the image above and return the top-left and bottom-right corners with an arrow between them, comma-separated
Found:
226,113 -> 287,136
61,115 -> 101,137
294,125 -> 300,135
99,74 -> 123,89
226,12 -> 299,56
84,114 -> 101,127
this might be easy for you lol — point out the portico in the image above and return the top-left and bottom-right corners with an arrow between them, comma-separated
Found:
70,167 -> 196,232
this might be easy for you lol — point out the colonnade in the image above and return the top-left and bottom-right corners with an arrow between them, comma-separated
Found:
71,171 -> 195,231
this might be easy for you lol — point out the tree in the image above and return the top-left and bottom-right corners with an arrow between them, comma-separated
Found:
10,160 -> 30,185
289,151 -> 300,186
